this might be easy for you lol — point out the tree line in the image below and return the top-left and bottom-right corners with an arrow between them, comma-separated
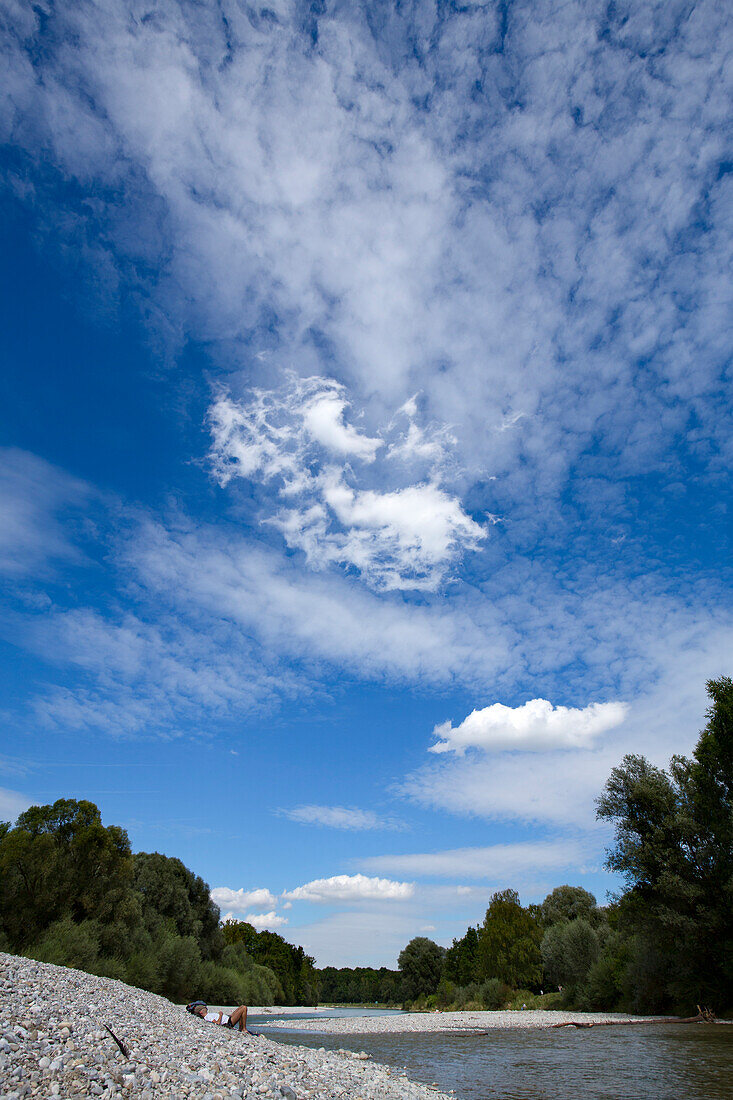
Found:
391,678 -> 732,1016
0,800 -> 316,1005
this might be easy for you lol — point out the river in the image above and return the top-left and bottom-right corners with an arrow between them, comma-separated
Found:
252,1013 -> 733,1099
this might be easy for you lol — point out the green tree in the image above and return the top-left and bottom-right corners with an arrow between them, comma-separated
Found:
540,886 -> 599,927
596,677 -> 733,1012
133,852 -> 222,958
222,921 -> 318,1004
0,799 -> 134,948
444,926 -> 479,985
477,889 -> 542,989
398,937 -> 445,1002
541,918 -> 604,991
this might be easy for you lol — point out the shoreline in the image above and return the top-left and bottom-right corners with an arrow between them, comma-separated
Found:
1,953 -> 452,1099
259,1008 -> 671,1035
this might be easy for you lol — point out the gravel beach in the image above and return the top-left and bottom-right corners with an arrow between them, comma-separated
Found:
0,953 -> 452,1100
262,1008 -> 663,1035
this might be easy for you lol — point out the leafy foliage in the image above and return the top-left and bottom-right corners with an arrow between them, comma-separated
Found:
596,677 -> 733,1013
316,965 -> 402,1005
222,921 -> 317,1005
0,798 -> 288,1006
477,889 -> 542,989
398,937 -> 446,1002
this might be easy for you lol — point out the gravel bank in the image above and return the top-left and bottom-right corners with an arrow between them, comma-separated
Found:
0,953 -> 451,1100
263,1009 -> 664,1035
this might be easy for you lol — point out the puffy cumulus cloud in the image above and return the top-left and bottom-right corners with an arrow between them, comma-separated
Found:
209,377 -> 483,591
282,873 -> 414,904
360,839 -> 593,881
210,887 -> 278,914
404,624 -> 733,828
430,698 -> 628,755
243,911 -> 288,931
282,805 -> 405,832
208,378 -> 382,490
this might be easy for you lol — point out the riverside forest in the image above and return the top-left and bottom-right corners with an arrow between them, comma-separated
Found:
1,677 -> 730,1018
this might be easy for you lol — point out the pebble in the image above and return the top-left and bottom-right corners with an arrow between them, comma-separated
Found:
0,951 -> 451,1099
263,1006 -> 664,1035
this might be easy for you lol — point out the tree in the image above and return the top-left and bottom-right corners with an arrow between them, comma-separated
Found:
222,921 -> 319,1004
0,799 -> 134,948
477,889 -> 542,989
133,852 -> 222,958
444,926 -> 479,985
398,937 -> 445,1001
596,677 -> 733,1012
540,886 -> 599,927
541,918 -> 604,990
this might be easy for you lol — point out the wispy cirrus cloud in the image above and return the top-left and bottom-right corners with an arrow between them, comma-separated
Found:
0,449 -> 89,578
359,839 -> 595,881
281,805 -> 406,832
3,0 -> 730,514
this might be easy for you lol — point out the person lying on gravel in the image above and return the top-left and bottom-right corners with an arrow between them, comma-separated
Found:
186,1001 -> 250,1033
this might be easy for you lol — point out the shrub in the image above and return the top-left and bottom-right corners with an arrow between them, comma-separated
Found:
27,919 -> 100,972
479,978 -> 513,1009
124,950 -> 160,992
156,932 -> 204,1001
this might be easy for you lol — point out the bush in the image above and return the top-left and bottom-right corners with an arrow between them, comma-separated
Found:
124,950 -> 160,992
27,919 -> 100,972
156,932 -> 204,1001
479,978 -> 512,1009
240,963 -> 283,1005
92,954 -> 127,982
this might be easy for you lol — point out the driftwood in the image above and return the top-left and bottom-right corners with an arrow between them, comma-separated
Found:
677,1005 -> 717,1024
104,1024 -> 130,1058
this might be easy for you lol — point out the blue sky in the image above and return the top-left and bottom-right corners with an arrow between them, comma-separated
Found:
0,0 -> 731,968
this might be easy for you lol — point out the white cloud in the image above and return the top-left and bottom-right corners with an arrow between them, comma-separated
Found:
117,517 -> 511,689
3,0 -> 730,514
430,698 -> 628,755
288,909 -> 437,969
404,625 -> 733,828
22,605 -> 297,737
243,911 -> 288,931
282,805 -> 404,831
211,887 -> 278,914
209,377 -> 484,591
0,786 -> 32,822
282,873 -> 414,903
360,839 -> 592,881
0,449 -> 88,578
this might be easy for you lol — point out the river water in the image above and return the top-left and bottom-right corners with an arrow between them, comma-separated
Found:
253,1014 -> 733,1099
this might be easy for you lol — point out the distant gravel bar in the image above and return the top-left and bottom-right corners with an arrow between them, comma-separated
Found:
0,952 -> 451,1100
263,1008 -> 666,1035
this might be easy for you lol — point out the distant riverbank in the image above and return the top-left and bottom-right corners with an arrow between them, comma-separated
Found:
261,1007 -> 670,1034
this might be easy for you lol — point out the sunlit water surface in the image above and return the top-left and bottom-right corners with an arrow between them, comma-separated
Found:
253,1016 -> 733,1100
